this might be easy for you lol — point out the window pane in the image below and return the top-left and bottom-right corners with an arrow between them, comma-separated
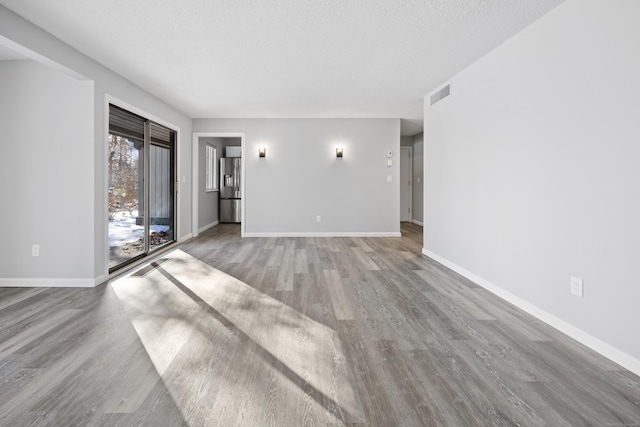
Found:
149,125 -> 175,252
205,144 -> 216,191
108,134 -> 144,269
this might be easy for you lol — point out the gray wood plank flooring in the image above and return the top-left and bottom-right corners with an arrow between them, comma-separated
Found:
1,223 -> 639,426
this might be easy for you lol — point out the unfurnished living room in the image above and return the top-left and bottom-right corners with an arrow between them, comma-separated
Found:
1,0 -> 640,426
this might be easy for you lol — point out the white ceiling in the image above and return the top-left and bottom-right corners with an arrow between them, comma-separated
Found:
0,0 -> 563,135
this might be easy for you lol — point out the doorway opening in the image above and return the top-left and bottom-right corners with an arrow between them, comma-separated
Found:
192,133 -> 245,238
400,146 -> 413,223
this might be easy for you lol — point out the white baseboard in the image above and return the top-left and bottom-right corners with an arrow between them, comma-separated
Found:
244,231 -> 401,238
412,219 -> 424,226
422,248 -> 640,376
0,278 -> 97,288
198,221 -> 218,234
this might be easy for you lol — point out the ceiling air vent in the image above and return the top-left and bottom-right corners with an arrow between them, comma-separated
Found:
430,84 -> 451,106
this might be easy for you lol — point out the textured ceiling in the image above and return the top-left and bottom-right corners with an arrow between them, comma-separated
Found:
0,0 -> 563,135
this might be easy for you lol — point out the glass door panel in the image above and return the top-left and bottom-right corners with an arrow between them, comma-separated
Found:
149,123 -> 175,252
108,134 -> 145,269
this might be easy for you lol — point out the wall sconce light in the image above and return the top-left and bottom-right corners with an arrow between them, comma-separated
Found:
258,147 -> 266,158
336,147 -> 344,158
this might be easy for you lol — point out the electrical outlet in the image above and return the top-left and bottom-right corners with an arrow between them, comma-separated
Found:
316,215 -> 321,223
32,244 -> 40,257
570,276 -> 583,298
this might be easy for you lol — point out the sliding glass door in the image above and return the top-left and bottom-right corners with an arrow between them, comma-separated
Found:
108,105 -> 176,273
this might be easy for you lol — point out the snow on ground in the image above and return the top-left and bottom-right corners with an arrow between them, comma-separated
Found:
108,210 -> 169,248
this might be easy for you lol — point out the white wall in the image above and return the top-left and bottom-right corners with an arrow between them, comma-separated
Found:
423,0 -> 640,372
0,5 -> 192,284
412,132 -> 423,224
0,60 -> 94,283
193,118 -> 400,236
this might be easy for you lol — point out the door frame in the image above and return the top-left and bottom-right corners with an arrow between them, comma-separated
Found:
192,132 -> 246,238
400,146 -> 413,222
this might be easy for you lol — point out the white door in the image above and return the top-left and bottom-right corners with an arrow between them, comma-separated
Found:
400,147 -> 412,222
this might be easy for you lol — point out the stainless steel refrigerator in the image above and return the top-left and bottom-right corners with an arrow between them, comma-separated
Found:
219,157 -> 241,223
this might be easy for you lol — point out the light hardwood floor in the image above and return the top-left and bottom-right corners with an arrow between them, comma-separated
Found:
1,223 -> 639,426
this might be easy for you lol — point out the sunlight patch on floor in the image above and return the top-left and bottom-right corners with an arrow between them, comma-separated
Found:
111,249 -> 364,425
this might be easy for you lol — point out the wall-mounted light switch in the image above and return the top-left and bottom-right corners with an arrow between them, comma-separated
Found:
32,244 -> 40,257
387,159 -> 392,167
387,175 -> 392,183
